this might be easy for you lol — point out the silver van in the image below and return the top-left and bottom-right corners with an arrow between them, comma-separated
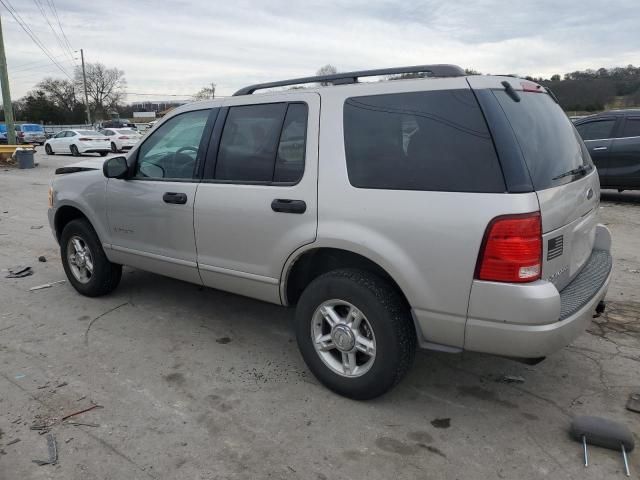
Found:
48,65 -> 612,399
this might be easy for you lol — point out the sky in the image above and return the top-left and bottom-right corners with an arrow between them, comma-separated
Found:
3,0 -> 640,102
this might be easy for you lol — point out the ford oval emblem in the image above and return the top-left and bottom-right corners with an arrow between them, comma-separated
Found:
586,188 -> 594,200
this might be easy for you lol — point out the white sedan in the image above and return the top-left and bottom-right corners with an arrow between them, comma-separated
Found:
101,128 -> 142,153
44,130 -> 110,156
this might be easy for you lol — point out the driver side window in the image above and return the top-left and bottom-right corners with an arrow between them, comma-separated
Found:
135,109 -> 210,180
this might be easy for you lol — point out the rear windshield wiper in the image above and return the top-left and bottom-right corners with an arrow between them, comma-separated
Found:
552,164 -> 592,180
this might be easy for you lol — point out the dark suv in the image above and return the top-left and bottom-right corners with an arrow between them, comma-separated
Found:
575,110 -> 640,191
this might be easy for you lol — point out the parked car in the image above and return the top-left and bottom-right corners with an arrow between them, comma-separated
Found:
574,109 -> 640,191
16,123 -> 46,145
100,128 -> 142,153
0,124 -> 7,144
99,120 -> 137,130
44,130 -> 110,156
48,65 -> 612,399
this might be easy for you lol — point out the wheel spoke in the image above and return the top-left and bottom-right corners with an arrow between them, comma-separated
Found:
84,256 -> 94,273
347,307 -> 363,330
342,352 -> 356,375
315,333 -> 335,351
355,334 -> 375,356
72,238 -> 83,253
320,305 -> 341,327
69,254 -> 77,265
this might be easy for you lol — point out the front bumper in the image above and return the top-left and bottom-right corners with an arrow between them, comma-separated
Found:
464,225 -> 612,358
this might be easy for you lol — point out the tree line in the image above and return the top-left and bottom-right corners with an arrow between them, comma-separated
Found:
3,63 -> 639,124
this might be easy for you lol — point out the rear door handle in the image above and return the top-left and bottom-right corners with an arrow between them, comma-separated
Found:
593,146 -> 608,151
271,199 -> 306,214
163,192 -> 188,204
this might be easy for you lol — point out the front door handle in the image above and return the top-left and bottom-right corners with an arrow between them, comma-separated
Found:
163,192 -> 188,204
271,199 -> 306,214
593,146 -> 608,151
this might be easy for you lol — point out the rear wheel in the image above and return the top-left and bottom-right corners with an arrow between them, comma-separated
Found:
296,268 -> 416,399
70,144 -> 81,156
60,219 -> 122,297
45,144 -> 53,155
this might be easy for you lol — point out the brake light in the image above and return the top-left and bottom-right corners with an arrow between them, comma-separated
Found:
118,136 -> 130,139
78,137 -> 91,141
521,81 -> 543,93
476,212 -> 542,283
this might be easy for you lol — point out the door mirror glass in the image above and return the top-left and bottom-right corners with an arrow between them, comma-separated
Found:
103,156 -> 129,179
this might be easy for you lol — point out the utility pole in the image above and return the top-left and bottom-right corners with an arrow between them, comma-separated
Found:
80,49 -> 91,125
0,15 -> 16,144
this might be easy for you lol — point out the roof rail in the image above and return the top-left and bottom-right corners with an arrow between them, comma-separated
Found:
233,64 -> 466,96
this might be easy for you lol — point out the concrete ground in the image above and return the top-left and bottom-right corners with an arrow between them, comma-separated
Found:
0,150 -> 639,480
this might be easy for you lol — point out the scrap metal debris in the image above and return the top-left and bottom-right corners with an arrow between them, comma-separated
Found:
497,375 -> 525,384
627,393 -> 640,414
38,256 -> 47,262
6,266 -> 33,278
32,433 -> 57,466
65,421 -> 99,427
30,280 -> 65,291
30,225 -> 43,230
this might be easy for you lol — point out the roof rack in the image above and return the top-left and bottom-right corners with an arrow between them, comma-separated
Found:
233,64 -> 465,96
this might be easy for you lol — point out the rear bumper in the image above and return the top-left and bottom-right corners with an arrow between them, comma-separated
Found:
79,147 -> 110,154
464,225 -> 612,358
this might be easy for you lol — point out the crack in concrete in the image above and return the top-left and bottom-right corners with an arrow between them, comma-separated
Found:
84,302 -> 129,346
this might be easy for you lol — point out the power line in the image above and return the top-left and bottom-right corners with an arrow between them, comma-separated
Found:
0,0 -> 73,80
47,0 -> 73,59
32,0 -> 74,63
10,51 -> 71,69
12,58 -> 75,73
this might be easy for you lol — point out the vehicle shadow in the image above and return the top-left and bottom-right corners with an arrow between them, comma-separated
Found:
600,190 -> 640,204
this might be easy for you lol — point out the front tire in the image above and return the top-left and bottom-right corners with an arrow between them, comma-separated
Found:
296,269 -> 416,400
111,142 -> 118,153
60,219 -> 122,297
99,151 -> 108,157
70,145 -> 81,156
45,144 -> 53,155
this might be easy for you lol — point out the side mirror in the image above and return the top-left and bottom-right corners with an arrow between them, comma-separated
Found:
103,156 -> 129,179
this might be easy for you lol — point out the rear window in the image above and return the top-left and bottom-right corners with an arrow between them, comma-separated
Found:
343,90 -> 504,192
576,119 -> 616,140
22,124 -> 44,132
621,118 -> 640,138
494,91 -> 592,190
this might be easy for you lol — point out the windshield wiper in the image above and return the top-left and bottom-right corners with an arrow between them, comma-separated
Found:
552,164 -> 591,180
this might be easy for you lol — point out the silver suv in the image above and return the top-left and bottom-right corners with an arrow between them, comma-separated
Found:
48,65 -> 612,399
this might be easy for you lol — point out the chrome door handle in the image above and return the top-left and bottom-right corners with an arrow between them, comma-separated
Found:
593,146 -> 608,151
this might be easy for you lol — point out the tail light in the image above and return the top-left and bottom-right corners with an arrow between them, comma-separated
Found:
78,137 -> 91,141
118,136 -> 130,139
475,212 -> 542,283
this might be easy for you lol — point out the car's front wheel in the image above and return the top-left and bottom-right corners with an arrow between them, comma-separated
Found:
60,219 -> 122,297
99,151 -> 108,157
111,142 -> 118,153
296,268 -> 416,400
45,144 -> 53,155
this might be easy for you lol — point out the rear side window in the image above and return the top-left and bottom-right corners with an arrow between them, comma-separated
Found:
621,118 -> 640,138
343,90 -> 504,192
214,102 -> 307,183
495,91 -> 592,190
576,119 -> 616,140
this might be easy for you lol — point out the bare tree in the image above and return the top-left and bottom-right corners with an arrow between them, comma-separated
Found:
192,84 -> 216,101
75,63 -> 126,120
316,64 -> 338,86
37,77 -> 78,114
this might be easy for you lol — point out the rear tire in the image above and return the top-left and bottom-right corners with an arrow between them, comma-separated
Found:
70,145 -> 81,157
60,219 -> 122,297
45,144 -> 53,155
295,268 -> 416,400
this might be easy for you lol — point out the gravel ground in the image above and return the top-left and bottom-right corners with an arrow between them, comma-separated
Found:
0,150 -> 639,480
